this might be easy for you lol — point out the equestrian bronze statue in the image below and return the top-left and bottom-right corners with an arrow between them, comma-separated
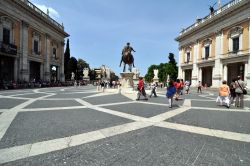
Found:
119,42 -> 135,72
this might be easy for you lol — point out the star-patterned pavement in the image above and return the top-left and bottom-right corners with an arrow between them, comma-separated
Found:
0,86 -> 250,165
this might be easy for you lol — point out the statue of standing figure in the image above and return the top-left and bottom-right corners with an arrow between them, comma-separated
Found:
119,42 -> 135,72
153,69 -> 159,79
83,68 -> 89,78
71,72 -> 75,80
209,2 -> 217,14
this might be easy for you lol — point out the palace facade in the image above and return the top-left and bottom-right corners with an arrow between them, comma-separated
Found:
0,0 -> 69,83
176,0 -> 250,87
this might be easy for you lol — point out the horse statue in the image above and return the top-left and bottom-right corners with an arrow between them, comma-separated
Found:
119,43 -> 135,72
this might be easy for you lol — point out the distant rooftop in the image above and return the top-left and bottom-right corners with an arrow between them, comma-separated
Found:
19,0 -> 64,31
178,0 -> 244,37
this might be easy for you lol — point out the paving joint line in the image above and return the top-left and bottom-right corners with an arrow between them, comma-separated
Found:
0,88 -> 250,164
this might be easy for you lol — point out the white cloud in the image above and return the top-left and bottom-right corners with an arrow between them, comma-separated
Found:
34,3 -> 60,20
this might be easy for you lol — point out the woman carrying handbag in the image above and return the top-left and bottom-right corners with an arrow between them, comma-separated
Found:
235,76 -> 246,108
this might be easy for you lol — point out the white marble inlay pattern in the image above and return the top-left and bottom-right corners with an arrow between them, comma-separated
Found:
0,86 -> 249,164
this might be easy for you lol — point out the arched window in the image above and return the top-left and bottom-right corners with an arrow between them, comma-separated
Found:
32,31 -> 41,55
0,16 -> 14,44
202,38 -> 212,60
228,26 -> 243,53
184,47 -> 192,63
52,47 -> 57,59
51,41 -> 58,59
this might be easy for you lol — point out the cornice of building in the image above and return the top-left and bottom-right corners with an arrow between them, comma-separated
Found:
13,0 -> 69,37
175,0 -> 249,42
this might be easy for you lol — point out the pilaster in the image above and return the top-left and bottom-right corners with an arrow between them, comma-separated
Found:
0,19 -> 2,41
198,68 -> 202,84
213,30 -> 223,87
223,64 -> 228,81
20,20 -> 29,81
60,41 -> 65,82
14,58 -> 18,82
178,49 -> 182,79
247,19 -> 250,86
44,33 -> 51,81
244,63 -> 248,82
57,66 -> 60,81
40,63 -> 44,80
191,41 -> 198,86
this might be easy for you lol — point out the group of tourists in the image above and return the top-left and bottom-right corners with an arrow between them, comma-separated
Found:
165,79 -> 188,108
217,75 -> 247,108
136,77 -> 190,108
135,75 -> 247,109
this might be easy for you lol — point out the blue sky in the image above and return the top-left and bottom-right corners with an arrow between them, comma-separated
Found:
30,0 -> 228,76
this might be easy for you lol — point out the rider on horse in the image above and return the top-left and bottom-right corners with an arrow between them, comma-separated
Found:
120,42 -> 135,72
122,42 -> 136,56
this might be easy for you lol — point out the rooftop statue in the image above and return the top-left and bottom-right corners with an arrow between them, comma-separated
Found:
209,2 -> 217,14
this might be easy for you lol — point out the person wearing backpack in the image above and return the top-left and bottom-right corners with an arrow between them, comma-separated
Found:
166,80 -> 176,108
235,76 -> 246,108
229,78 -> 236,104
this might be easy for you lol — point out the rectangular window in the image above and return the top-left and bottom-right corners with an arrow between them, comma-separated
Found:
186,52 -> 190,63
34,40 -> 39,54
53,48 -> 57,59
233,37 -> 239,52
3,28 -> 10,44
205,46 -> 209,59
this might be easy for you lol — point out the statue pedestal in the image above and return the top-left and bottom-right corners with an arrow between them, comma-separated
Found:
153,77 -> 159,83
83,76 -> 90,81
133,78 -> 139,87
120,72 -> 134,92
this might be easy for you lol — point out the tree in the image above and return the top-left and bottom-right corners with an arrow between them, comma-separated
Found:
158,63 -> 168,82
110,72 -> 119,81
144,53 -> 178,83
168,53 -> 178,80
144,64 -> 158,82
68,57 -> 77,79
64,39 -> 71,80
89,69 -> 96,81
168,53 -> 177,66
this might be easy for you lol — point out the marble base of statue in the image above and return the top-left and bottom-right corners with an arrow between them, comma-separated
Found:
153,76 -> 159,83
120,72 -> 134,92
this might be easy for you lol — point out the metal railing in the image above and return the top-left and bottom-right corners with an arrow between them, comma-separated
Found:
31,49 -> 41,55
18,0 -> 64,30
0,41 -> 18,55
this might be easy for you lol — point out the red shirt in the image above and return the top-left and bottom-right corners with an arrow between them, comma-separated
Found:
138,79 -> 144,90
174,82 -> 181,89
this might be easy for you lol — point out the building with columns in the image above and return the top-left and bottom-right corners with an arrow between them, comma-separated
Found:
0,0 -> 69,83
175,0 -> 250,88
93,65 -> 118,82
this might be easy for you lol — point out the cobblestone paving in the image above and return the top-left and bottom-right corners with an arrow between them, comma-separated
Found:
0,86 -> 250,165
